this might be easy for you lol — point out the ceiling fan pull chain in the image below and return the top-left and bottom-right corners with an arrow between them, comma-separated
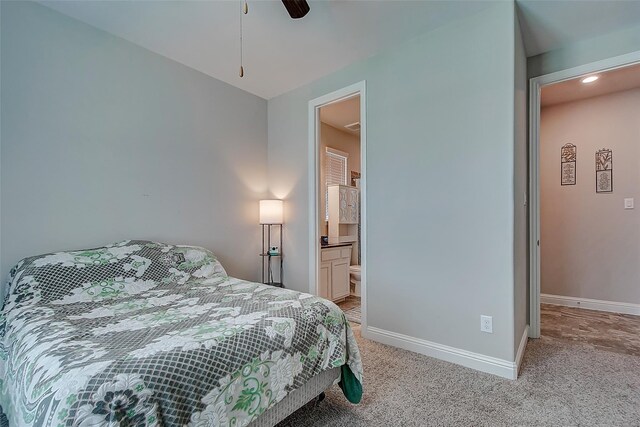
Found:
239,0 -> 246,77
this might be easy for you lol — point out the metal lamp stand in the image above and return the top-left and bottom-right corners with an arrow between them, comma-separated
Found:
261,224 -> 283,287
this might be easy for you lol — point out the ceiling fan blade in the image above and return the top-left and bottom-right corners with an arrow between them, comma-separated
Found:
282,0 -> 310,19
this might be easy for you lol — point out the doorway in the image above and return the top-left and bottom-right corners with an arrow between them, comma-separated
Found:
308,81 -> 367,331
530,52 -> 640,351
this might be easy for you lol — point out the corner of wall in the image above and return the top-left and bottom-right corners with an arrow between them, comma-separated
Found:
513,5 -> 529,361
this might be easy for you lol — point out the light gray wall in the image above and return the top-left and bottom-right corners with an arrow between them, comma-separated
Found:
540,89 -> 640,304
269,3 -> 520,361
0,0 -> 3,297
528,24 -> 640,78
513,14 -> 528,353
0,1 -> 268,296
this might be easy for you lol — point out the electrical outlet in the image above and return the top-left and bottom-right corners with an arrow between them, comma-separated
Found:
480,315 -> 493,333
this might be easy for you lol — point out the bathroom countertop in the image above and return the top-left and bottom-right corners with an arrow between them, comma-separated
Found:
320,243 -> 353,249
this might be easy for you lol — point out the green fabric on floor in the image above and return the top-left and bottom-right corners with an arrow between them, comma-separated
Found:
338,364 -> 362,404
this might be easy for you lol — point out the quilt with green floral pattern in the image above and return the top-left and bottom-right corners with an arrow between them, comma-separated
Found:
0,240 -> 362,427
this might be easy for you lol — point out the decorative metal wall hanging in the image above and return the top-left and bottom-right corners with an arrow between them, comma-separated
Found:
595,148 -> 613,193
561,143 -> 576,185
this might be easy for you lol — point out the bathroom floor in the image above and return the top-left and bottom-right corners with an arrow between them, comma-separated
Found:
541,303 -> 640,356
338,296 -> 361,324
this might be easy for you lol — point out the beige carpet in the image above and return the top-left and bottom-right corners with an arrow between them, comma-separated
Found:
278,325 -> 640,426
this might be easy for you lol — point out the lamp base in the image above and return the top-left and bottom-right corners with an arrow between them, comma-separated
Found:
265,282 -> 284,288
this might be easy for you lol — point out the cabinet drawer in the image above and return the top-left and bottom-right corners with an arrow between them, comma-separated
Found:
321,248 -> 342,261
321,246 -> 352,262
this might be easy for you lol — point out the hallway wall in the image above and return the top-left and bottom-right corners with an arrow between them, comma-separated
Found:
540,88 -> 640,304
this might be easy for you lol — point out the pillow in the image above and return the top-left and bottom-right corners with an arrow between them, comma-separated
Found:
167,244 -> 228,280
2,240 -> 227,309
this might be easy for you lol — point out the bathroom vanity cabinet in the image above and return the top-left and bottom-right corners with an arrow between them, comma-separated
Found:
319,244 -> 352,302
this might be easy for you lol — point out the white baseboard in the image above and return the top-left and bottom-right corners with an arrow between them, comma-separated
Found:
364,326 -> 519,380
515,325 -> 529,375
541,293 -> 640,316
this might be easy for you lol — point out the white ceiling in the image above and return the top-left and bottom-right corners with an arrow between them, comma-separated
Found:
40,0 -> 493,99
320,96 -> 360,135
541,62 -> 640,107
40,0 -> 640,99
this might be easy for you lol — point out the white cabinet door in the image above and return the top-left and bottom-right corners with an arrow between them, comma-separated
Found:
319,261 -> 331,299
338,186 -> 349,222
347,187 -> 359,223
337,186 -> 359,224
331,259 -> 350,300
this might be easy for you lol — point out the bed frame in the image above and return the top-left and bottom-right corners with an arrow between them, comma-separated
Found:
250,367 -> 340,426
0,368 -> 340,427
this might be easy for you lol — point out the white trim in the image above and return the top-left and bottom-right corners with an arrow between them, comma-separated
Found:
366,327 -> 520,380
529,73 -> 541,338
528,50 -> 640,339
515,325 -> 529,376
308,81 -> 367,334
541,294 -> 640,316
325,147 -> 349,158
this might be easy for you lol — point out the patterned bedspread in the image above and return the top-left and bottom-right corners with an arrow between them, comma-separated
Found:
0,240 -> 362,426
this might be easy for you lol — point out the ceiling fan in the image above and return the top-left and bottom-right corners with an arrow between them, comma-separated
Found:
281,0 -> 310,19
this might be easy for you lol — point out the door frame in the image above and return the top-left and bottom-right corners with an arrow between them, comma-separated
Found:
308,81 -> 367,333
529,51 -> 640,338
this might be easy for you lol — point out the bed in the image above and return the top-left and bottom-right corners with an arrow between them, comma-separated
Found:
0,240 -> 362,426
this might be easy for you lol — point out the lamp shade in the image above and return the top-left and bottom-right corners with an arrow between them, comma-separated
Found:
259,200 -> 283,224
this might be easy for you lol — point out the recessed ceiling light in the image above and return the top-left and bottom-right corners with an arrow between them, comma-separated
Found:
581,75 -> 599,84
